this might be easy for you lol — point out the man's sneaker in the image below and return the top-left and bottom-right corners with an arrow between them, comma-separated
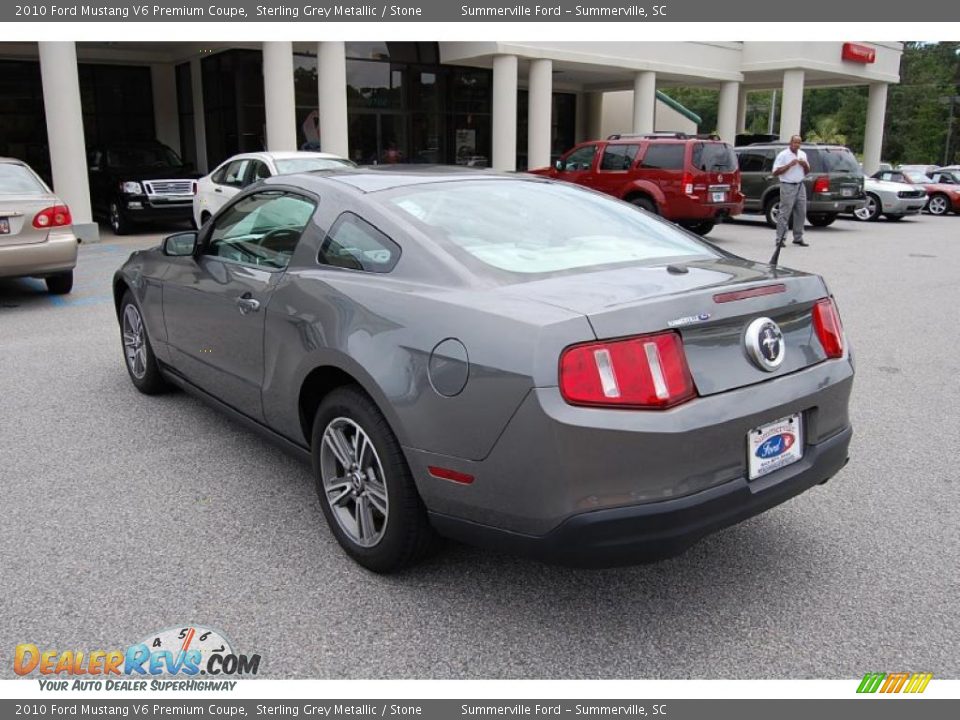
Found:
792,239 -> 810,246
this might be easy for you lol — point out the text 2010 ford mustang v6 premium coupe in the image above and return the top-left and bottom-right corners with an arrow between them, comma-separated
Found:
113,169 -> 853,572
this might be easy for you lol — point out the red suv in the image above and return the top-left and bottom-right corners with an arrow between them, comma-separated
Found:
530,133 -> 744,235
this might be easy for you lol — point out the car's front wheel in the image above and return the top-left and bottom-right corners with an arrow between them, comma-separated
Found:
119,291 -> 169,394
628,196 -> 658,214
764,196 -> 781,228
853,194 -> 881,222
927,193 -> 951,216
109,201 -> 132,235
311,386 -> 437,573
45,271 -> 73,295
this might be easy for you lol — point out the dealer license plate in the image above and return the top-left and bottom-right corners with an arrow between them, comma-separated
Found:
842,187 -> 854,197
747,414 -> 803,480
711,191 -> 726,203
0,218 -> 9,234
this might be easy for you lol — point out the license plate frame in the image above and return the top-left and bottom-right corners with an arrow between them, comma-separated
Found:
711,191 -> 726,203
747,413 -> 803,480
0,217 -> 9,234
841,187 -> 854,197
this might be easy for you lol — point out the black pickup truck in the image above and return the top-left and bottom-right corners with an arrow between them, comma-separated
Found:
88,141 -> 199,234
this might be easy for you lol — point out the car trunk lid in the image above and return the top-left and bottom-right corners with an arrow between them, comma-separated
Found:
0,195 -> 56,247
503,257 -> 832,396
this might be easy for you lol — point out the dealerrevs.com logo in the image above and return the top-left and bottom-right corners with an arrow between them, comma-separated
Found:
15,625 -> 261,691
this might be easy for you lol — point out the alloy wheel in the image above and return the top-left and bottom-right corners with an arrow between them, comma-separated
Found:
122,304 -> 147,380
854,196 -> 878,221
319,417 -> 389,548
927,195 -> 949,216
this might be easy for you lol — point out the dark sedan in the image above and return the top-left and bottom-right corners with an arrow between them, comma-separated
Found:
114,169 -> 853,572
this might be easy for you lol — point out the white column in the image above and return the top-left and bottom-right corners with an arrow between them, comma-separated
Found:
262,42 -> 297,152
150,64 -> 180,155
317,41 -> 349,158
736,85 -> 748,133
779,69 -> 805,141
527,58 -> 553,170
863,82 -> 888,176
632,71 -> 657,135
190,58 -> 208,173
586,92 -> 603,140
38,42 -> 97,243
717,81 -> 739,144
491,54 -> 518,172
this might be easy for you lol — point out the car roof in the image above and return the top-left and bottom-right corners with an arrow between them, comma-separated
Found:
270,166 -> 528,194
236,151 -> 349,161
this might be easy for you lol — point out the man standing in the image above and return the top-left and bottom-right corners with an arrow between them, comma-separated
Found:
772,134 -> 811,247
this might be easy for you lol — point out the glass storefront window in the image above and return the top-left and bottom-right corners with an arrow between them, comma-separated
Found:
347,60 -> 404,110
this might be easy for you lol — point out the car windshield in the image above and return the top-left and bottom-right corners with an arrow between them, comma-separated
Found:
904,172 -> 933,183
274,157 -> 356,174
0,163 -> 47,195
106,145 -> 183,169
691,143 -> 738,172
818,148 -> 861,174
384,180 -> 716,275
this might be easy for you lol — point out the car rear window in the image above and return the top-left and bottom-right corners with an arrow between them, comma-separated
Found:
815,148 -> 861,174
692,143 -> 738,172
384,179 -> 715,275
0,163 -> 47,195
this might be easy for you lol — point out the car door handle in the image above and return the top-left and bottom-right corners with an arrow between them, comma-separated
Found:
214,188 -> 223,193
236,294 -> 260,314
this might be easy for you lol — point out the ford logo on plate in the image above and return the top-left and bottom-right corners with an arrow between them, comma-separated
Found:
755,432 -> 796,459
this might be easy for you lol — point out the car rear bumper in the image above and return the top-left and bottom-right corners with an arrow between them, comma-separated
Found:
665,197 -> 744,221
0,230 -> 78,278
429,424 -> 851,567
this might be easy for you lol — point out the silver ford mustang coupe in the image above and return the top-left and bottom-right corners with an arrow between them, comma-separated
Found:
113,169 -> 853,572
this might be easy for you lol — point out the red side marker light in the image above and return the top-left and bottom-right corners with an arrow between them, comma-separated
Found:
428,466 -> 475,485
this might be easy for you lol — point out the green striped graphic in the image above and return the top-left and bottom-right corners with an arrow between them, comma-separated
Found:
857,672 -> 886,693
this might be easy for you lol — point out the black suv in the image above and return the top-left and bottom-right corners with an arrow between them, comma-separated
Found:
735,142 -> 866,227
88,142 -> 198,235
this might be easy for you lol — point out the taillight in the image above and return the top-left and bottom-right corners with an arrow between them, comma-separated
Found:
682,171 -> 695,196
812,298 -> 844,358
560,331 -> 697,409
813,176 -> 830,194
32,205 -> 72,229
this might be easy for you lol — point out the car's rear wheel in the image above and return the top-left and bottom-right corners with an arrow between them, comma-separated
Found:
109,201 -> 131,235
120,291 -> 169,395
312,386 -> 437,573
684,220 -> 715,236
854,194 -> 881,222
927,193 -> 950,216
807,212 -> 837,227
629,196 -> 658,214
763,196 -> 781,228
45,271 -> 73,295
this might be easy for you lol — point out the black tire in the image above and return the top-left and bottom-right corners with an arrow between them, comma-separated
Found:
808,212 -> 837,227
311,386 -> 437,573
684,220 -> 715,236
854,193 -> 882,222
628,196 -> 658,214
119,290 -> 169,395
109,201 -> 132,235
45,271 -> 73,295
763,195 -> 781,228
885,214 -> 905,222
926,193 -> 950,216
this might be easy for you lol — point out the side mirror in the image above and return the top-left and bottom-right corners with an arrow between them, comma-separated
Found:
163,231 -> 198,257
554,159 -> 564,172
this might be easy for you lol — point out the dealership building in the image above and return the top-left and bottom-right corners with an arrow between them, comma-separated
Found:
0,40 -> 902,242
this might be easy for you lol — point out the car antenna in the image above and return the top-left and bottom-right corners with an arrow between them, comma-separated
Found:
769,241 -> 784,267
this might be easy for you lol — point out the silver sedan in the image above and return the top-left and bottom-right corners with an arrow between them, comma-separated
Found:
852,176 -> 927,222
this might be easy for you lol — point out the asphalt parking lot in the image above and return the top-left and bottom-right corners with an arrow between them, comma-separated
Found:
1,212 -> 958,679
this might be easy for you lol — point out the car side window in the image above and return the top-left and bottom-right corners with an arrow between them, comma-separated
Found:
599,144 -> 640,171
562,145 -> 598,171
222,159 -> 251,188
318,213 -> 401,273
211,164 -> 228,184
205,191 -> 316,270
641,144 -> 685,170
248,161 -> 271,184
737,151 -> 766,172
